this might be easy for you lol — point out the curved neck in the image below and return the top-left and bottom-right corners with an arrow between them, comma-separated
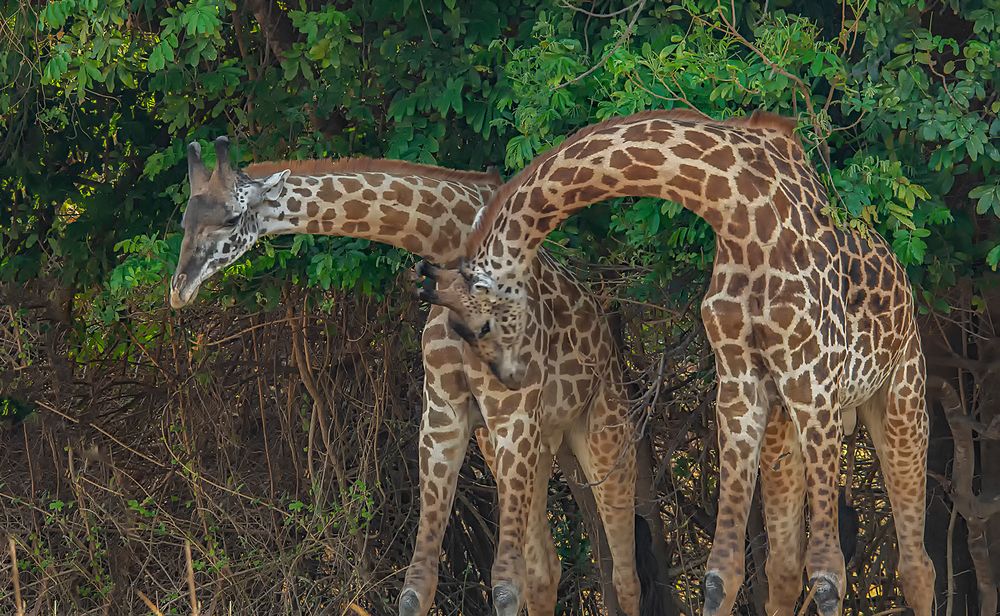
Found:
256,171 -> 498,264
473,113 -> 815,277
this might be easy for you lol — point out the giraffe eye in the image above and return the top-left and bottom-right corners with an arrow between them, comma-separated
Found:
224,215 -> 240,227
479,322 -> 491,337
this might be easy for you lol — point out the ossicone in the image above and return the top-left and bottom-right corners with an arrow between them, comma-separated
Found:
187,140 -> 210,186
212,135 -> 234,180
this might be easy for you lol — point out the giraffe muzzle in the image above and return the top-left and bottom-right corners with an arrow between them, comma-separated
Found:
169,273 -> 196,309
414,260 -> 440,281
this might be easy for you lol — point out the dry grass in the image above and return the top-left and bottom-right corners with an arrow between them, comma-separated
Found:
0,275 -> 919,615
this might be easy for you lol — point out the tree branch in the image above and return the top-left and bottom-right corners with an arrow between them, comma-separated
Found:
554,0 -> 647,91
245,0 -> 297,60
930,376 -> 1000,616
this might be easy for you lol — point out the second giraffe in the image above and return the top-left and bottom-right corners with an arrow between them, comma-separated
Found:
417,109 -> 936,616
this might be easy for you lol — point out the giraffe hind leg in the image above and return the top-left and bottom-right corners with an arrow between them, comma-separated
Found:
858,347 -> 935,616
759,405 -> 807,616
566,404 -> 641,616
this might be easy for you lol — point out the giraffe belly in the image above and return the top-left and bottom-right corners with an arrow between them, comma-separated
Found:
539,371 -> 596,430
838,369 -> 890,411
838,338 -> 896,409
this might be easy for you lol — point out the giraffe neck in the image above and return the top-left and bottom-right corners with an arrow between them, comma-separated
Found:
471,111 -> 816,278
254,171 -> 498,263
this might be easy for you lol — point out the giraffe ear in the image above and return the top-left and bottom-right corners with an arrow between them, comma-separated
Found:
258,170 -> 290,200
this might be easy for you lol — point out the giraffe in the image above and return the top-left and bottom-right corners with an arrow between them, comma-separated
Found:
168,137 -> 659,616
414,109 -> 936,616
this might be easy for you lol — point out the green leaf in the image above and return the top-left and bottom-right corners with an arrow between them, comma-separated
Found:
970,184 -> 1000,216
148,46 -> 164,72
892,229 -> 928,266
988,245 -> 1000,271
83,60 -> 102,82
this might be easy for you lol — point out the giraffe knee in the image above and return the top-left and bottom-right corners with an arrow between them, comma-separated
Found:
525,552 -> 560,594
898,552 -> 935,608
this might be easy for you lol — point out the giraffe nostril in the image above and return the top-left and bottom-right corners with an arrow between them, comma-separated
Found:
173,273 -> 187,290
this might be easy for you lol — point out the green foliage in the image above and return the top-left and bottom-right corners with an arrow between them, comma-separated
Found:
483,0 -> 999,309
283,479 -> 375,536
2,0 -> 998,321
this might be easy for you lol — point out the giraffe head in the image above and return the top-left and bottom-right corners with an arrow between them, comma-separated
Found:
414,260 -> 528,388
169,137 -> 289,308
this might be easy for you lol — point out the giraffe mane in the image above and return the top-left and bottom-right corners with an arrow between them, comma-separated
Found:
467,108 -> 800,254
244,157 -> 503,186
738,109 -> 799,134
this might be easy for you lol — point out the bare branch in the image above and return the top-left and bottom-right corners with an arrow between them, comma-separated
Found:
554,0 -> 647,91
931,376 -> 1000,616
560,0 -> 643,19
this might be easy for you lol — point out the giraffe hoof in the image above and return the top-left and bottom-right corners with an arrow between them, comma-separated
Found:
810,574 -> 841,616
702,571 -> 726,616
398,588 -> 422,616
492,583 -> 520,616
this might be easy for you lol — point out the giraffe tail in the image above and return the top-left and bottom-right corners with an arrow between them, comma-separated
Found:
635,513 -> 665,616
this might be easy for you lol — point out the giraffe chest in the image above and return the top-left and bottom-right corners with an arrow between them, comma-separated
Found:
464,358 -> 600,434
462,319 -> 609,434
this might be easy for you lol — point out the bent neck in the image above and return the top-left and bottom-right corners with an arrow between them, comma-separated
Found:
255,166 -> 500,264
472,111 -> 814,278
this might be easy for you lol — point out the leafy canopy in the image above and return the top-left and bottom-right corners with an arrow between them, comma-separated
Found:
2,0 -> 998,324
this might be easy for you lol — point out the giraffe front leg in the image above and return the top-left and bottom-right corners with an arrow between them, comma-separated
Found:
523,451 -> 560,616
703,373 -> 769,616
480,422 -> 566,616
489,411 -> 541,616
759,405 -> 806,616
398,384 -> 473,616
